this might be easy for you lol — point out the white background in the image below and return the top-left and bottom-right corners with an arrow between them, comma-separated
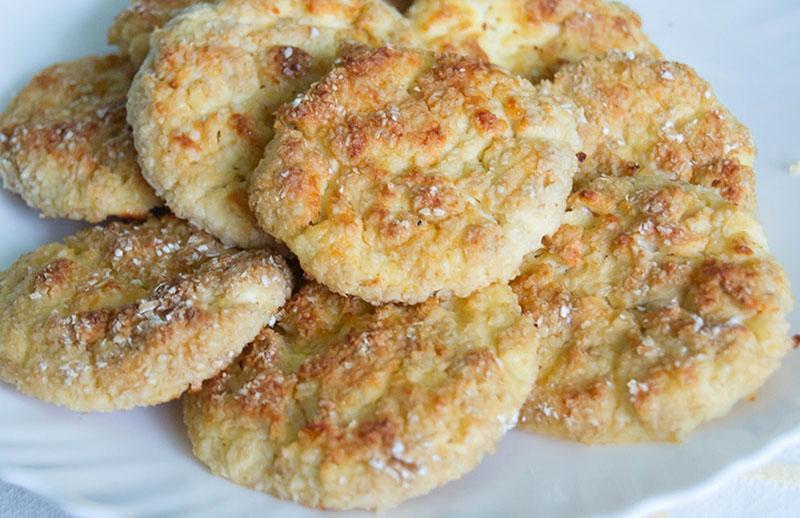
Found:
0,0 -> 799,516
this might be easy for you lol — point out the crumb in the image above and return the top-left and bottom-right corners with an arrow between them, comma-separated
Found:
792,335 -> 800,349
790,161 -> 800,176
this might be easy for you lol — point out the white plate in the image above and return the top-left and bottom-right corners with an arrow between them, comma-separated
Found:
1,1 -> 798,517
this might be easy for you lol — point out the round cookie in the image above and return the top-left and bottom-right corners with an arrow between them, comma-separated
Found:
0,55 -> 160,223
250,46 -> 580,304
512,172 -> 792,443
512,55 -> 790,443
184,281 -> 536,510
547,52 -> 758,212
109,0 -> 202,67
128,0 -> 417,247
407,0 -> 661,81
0,216 -> 292,412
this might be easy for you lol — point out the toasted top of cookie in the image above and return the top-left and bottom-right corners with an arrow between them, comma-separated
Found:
0,216 -> 292,411
512,173 -> 792,442
184,280 -> 535,510
250,46 -> 579,304
128,0 -> 417,247
547,52 -> 757,211
109,0 -> 202,66
408,0 -> 660,80
108,0 -> 414,66
0,55 -> 160,223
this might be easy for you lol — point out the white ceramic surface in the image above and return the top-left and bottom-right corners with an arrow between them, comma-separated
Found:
0,1 -> 798,517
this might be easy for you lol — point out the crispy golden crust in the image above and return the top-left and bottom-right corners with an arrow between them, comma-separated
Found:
0,216 -> 292,412
184,281 -> 536,510
109,0 -> 202,67
511,55 -> 789,443
407,0 -> 661,80
0,55 -> 161,223
548,52 -> 758,211
250,46 -> 579,304
108,0 -> 414,67
128,0 -> 417,247
512,172 -> 792,443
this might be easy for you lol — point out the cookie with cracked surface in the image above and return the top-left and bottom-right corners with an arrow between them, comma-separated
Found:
0,54 -> 160,223
250,46 -> 580,304
0,216 -> 292,412
548,52 -> 758,212
407,0 -> 660,81
512,173 -> 792,443
184,280 -> 536,510
128,0 -> 417,247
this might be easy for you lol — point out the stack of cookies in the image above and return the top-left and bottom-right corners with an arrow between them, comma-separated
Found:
0,0 -> 793,511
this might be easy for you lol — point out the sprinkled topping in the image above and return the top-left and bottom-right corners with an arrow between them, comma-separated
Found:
538,403 -> 559,419
391,441 -> 405,459
627,379 -> 649,398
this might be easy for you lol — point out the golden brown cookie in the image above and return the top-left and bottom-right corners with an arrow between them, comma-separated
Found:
108,0 -> 415,66
407,0 -> 661,80
128,0 -> 417,247
510,54 -> 791,443
0,55 -> 160,223
250,46 -> 579,304
0,216 -> 292,411
184,281 -> 536,510
109,0 -> 202,67
548,52 -> 758,211
512,162 -> 791,444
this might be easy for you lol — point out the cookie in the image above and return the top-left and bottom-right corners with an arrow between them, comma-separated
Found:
407,0 -> 661,80
0,54 -> 160,223
250,46 -> 579,304
109,0 -> 202,67
128,0 -> 417,247
548,52 -> 757,211
108,0 -> 415,66
510,54 -> 790,443
184,280 -> 536,510
0,216 -> 292,411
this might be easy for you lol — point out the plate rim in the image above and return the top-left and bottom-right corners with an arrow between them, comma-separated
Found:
2,405 -> 800,518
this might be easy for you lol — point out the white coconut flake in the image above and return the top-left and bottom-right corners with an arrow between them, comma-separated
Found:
391,441 -> 405,459
539,403 -> 558,419
690,313 -> 705,332
627,379 -> 649,398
